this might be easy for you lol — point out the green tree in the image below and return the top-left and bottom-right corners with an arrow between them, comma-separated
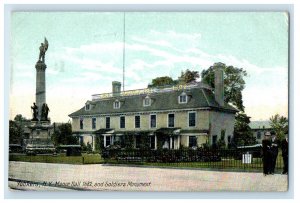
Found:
86,142 -> 93,153
148,76 -> 176,88
269,114 -> 288,141
9,120 -> 23,144
14,114 -> 30,122
148,69 -> 200,88
179,69 -> 200,84
201,62 -> 247,111
9,114 -> 30,144
51,123 -> 78,146
233,113 -> 256,146
95,135 -> 104,152
124,132 -> 135,149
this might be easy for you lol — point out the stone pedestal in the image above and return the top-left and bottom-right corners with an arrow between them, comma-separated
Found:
27,121 -> 53,145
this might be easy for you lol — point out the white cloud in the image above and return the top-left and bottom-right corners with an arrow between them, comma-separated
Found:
131,37 -> 173,49
245,104 -> 288,121
215,54 -> 287,76
150,30 -> 202,44
243,84 -> 288,121
64,42 -> 123,55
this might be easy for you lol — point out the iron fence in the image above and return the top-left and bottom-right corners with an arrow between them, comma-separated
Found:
101,148 -> 284,173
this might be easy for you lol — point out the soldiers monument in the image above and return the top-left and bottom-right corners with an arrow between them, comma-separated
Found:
26,38 -> 53,148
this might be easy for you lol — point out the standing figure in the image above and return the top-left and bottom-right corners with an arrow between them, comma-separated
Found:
41,103 -> 50,121
281,134 -> 288,175
38,38 -> 49,63
270,132 -> 279,174
31,102 -> 38,121
262,132 -> 272,176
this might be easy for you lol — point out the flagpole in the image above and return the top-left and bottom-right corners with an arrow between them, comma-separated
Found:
122,12 -> 126,91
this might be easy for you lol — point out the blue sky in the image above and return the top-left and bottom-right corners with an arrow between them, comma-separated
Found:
10,12 -> 288,122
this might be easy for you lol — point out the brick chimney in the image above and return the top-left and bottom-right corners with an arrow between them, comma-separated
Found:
112,81 -> 121,97
214,63 -> 224,107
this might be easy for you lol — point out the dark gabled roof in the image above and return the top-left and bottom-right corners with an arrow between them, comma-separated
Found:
69,87 -> 238,117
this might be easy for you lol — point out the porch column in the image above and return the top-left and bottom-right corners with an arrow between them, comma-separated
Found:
104,135 -> 107,147
170,137 -> 173,149
92,135 -> 95,151
155,135 -> 157,149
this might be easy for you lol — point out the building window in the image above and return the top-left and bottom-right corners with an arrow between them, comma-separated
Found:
189,136 -> 197,148
92,117 -> 96,129
113,100 -> 120,109
136,135 -> 141,148
105,135 -> 112,147
120,116 -> 125,128
168,113 -> 175,128
79,136 -> 83,145
172,137 -> 175,149
257,131 -> 261,139
143,96 -> 151,106
149,136 -> 155,149
105,117 -> 110,129
178,93 -> 187,104
80,118 -> 83,129
85,103 -> 90,111
135,115 -> 140,128
227,136 -> 231,144
150,114 -> 156,128
188,112 -> 196,127
212,135 -> 217,146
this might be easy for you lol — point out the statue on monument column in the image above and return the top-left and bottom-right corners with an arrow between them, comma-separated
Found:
41,103 -> 50,121
38,37 -> 49,63
31,102 -> 38,121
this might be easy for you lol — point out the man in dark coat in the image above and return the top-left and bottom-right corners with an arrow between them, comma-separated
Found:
262,132 -> 272,176
281,134 -> 288,174
270,132 -> 279,174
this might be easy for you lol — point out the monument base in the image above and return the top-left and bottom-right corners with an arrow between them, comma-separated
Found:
25,121 -> 55,154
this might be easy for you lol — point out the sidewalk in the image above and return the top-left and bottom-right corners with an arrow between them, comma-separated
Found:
8,161 -> 288,192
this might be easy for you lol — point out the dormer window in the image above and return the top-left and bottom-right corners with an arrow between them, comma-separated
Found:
85,103 -> 91,111
113,100 -> 120,109
143,96 -> 151,107
178,92 -> 187,104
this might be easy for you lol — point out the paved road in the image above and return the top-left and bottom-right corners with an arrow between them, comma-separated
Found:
8,161 -> 288,192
